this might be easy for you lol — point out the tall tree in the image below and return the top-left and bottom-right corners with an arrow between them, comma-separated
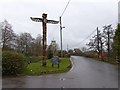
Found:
17,33 -> 33,55
34,34 -> 42,56
113,24 -> 120,61
102,25 -> 114,58
1,20 -> 16,50
87,25 -> 114,59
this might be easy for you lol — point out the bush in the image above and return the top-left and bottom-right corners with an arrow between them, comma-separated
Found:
2,51 -> 26,75
84,51 -> 97,58
47,50 -> 53,59
0,50 -> 1,76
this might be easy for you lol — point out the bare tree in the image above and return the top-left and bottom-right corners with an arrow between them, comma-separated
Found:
87,25 -> 114,59
1,20 -> 16,50
87,35 -> 98,52
16,33 -> 33,55
102,25 -> 114,57
33,34 -> 42,56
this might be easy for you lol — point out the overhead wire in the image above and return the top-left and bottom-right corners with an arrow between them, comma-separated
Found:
49,0 -> 71,41
59,0 -> 97,49
70,29 -> 97,48
60,0 -> 71,17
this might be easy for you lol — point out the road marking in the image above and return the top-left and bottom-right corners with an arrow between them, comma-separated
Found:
69,57 -> 74,71
59,78 -> 66,81
60,86 -> 64,89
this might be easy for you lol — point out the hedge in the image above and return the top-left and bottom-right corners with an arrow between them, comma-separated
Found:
2,51 -> 26,75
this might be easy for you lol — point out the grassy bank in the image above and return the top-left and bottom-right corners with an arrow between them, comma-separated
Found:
87,57 -> 118,65
20,58 -> 72,76
99,57 -> 119,65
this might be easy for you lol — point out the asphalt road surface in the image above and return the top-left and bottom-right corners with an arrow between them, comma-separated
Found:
2,56 -> 118,88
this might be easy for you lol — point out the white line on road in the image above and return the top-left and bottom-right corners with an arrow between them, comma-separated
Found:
69,57 -> 74,72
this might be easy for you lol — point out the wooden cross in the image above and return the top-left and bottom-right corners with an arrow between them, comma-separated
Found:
30,13 -> 59,66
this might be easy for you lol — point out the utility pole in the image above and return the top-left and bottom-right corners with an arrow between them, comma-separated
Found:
30,13 -> 59,66
107,26 -> 110,59
97,27 -> 100,58
59,17 -> 65,57
60,17 -> 62,57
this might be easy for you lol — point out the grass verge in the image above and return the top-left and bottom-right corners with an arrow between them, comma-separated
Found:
19,58 -> 72,76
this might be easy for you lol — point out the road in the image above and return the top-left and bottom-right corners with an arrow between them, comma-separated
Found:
2,56 -> 118,88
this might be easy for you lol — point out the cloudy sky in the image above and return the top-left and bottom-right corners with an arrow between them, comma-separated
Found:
0,0 -> 119,50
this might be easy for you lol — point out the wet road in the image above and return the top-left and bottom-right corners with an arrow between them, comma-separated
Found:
2,56 -> 118,88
